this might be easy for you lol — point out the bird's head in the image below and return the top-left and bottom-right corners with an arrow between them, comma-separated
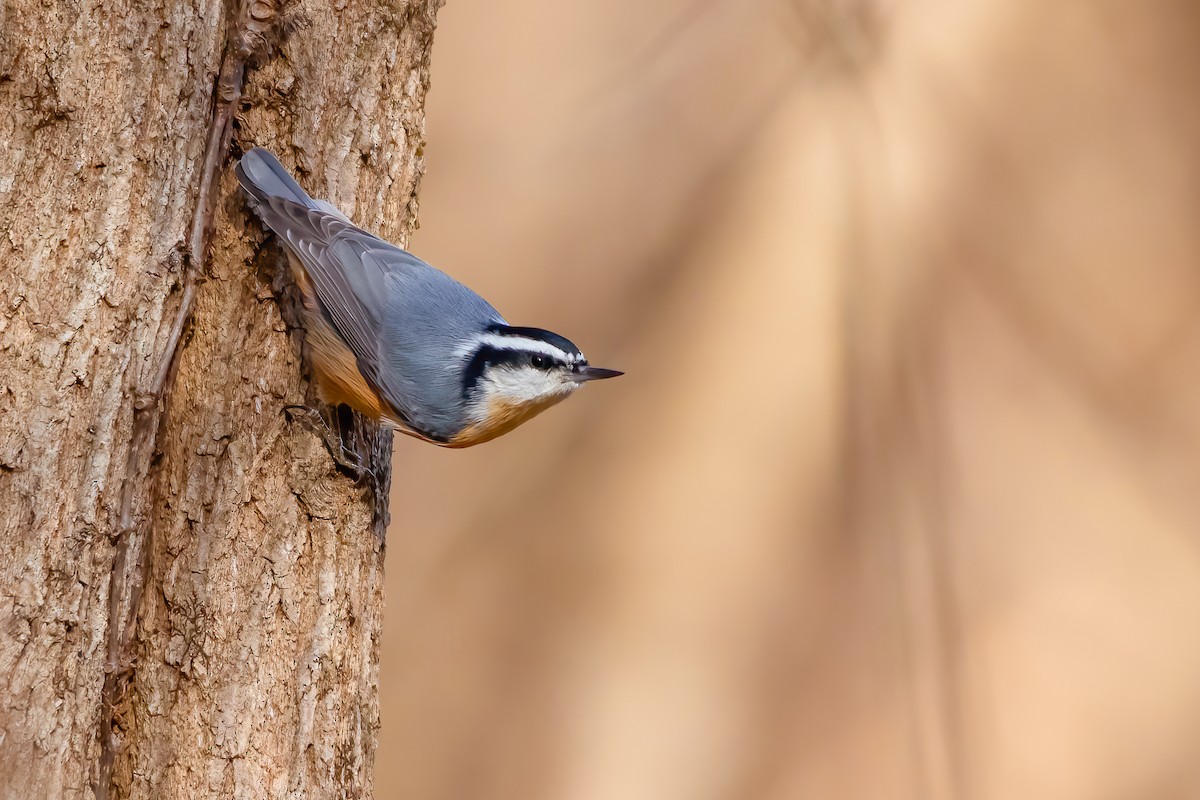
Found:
450,324 -> 622,446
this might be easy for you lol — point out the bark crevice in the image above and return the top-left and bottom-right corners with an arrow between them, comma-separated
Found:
1,0 -> 434,793
95,3 -> 281,798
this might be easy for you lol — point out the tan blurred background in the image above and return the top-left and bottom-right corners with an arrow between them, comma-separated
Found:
378,1 -> 1200,798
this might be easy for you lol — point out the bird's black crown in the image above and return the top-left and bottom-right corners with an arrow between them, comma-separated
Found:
489,325 -> 584,360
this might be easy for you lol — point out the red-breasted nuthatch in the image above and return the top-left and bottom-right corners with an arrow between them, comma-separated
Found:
236,148 -> 622,447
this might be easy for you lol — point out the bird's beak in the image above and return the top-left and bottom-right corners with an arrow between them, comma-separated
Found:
571,365 -> 624,382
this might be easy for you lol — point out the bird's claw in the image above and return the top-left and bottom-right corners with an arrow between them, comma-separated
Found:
283,403 -> 377,484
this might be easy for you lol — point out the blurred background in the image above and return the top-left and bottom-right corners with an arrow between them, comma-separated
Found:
378,1 -> 1200,798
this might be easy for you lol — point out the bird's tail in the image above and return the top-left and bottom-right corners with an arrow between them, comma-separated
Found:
235,147 -> 314,208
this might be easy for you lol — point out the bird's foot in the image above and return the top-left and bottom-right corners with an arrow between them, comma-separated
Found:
283,403 -> 376,484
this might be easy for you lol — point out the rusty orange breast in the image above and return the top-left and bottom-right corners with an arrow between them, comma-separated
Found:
446,394 -> 569,448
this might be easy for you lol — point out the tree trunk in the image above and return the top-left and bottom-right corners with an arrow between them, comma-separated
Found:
0,0 -> 441,797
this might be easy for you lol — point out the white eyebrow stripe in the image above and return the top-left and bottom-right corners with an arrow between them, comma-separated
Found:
467,332 -> 583,362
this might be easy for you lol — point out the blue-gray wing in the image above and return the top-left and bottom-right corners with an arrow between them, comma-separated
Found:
254,195 -> 505,436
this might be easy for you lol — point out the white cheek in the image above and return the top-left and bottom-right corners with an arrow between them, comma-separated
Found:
483,368 -> 576,406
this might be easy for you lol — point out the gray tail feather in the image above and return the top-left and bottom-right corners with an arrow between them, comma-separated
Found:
235,147 -> 314,207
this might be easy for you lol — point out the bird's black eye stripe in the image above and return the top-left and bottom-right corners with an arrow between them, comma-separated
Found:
463,345 -> 513,398
463,345 -> 559,398
463,342 -> 572,399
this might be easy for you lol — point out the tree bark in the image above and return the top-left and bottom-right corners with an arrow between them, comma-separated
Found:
0,0 -> 441,797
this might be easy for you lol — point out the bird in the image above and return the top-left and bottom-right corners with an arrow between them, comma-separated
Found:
235,147 -> 621,448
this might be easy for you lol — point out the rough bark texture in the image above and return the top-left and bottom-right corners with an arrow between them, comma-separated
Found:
0,0 -> 441,797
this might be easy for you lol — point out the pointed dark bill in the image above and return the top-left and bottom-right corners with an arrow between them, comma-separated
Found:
572,365 -> 624,382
